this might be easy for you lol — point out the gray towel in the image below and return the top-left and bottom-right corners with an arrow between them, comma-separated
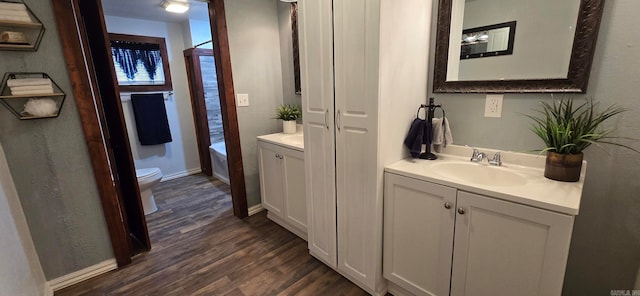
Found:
431,117 -> 452,152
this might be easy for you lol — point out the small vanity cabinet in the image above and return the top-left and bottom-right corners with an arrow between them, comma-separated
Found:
257,136 -> 307,240
383,172 -> 574,296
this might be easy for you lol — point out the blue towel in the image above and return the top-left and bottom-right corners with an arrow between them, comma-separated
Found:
404,118 -> 430,158
131,93 -> 172,145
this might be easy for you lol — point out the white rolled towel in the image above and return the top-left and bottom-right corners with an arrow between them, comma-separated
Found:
0,2 -> 28,11
0,15 -> 32,23
10,85 -> 53,92
11,86 -> 54,96
7,78 -> 52,87
0,9 -> 29,18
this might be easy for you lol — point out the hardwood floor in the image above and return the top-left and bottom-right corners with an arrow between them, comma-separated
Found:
55,174 -> 368,296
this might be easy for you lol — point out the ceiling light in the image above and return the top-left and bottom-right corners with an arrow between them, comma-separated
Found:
161,0 -> 190,13
280,0 -> 297,2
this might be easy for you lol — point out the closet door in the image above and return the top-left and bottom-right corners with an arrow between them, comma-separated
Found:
334,0 -> 381,290
299,0 -> 337,268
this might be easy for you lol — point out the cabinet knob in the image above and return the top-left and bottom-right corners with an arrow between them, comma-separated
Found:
444,202 -> 452,209
457,208 -> 465,215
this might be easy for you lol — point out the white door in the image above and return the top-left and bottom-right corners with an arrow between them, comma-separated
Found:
383,173 -> 457,296
334,0 -> 381,289
299,0 -> 337,268
257,143 -> 284,216
282,149 -> 307,234
451,191 -> 574,296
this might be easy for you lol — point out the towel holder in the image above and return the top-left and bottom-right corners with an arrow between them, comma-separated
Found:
120,91 -> 173,102
420,97 -> 444,160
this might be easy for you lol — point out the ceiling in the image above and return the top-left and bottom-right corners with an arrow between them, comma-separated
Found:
101,0 -> 210,23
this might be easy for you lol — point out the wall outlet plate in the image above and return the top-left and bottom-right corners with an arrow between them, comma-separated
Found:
236,93 -> 249,107
484,94 -> 503,118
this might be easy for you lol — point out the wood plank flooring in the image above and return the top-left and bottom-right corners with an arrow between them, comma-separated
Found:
55,174 -> 369,296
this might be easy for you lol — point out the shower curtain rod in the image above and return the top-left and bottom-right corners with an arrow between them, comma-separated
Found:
194,40 -> 212,48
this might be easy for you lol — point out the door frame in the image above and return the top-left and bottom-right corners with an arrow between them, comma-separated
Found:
184,48 -> 214,177
52,0 -> 248,267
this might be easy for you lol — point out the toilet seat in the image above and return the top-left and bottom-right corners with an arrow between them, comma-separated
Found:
136,168 -> 162,184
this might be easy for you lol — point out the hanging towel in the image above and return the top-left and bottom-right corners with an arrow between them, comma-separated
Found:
131,93 -> 172,145
404,118 -> 433,158
431,117 -> 453,153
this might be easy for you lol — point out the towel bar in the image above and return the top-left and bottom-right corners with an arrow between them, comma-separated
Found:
120,91 -> 172,102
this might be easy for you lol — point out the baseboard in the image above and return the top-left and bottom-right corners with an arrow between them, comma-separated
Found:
248,204 -> 264,216
161,168 -> 202,182
387,282 -> 413,296
48,259 -> 117,292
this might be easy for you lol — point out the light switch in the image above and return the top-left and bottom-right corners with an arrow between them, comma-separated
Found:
236,94 -> 249,107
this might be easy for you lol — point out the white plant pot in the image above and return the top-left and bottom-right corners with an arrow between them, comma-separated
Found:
282,120 -> 297,134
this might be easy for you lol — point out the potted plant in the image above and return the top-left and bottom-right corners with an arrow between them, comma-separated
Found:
275,104 -> 301,134
527,98 -> 638,182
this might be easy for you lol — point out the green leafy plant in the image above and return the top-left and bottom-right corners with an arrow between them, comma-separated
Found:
526,98 -> 639,154
274,104 -> 301,121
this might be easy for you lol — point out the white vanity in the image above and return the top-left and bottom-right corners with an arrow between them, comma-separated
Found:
383,145 -> 584,296
257,132 -> 307,240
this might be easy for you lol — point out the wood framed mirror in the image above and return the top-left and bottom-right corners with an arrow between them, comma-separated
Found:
433,0 -> 604,93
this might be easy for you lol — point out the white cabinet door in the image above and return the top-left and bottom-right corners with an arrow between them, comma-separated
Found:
383,173 -> 457,296
299,0 -> 338,268
258,143 -> 284,216
451,191 -> 574,296
282,148 -> 307,234
334,0 -> 381,289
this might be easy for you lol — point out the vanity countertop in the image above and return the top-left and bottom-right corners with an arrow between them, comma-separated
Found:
257,131 -> 304,152
385,145 -> 585,215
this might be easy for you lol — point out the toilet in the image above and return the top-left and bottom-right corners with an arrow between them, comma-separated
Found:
209,141 -> 230,185
136,168 -> 163,215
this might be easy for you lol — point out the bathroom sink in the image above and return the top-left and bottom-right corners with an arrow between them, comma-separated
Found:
280,134 -> 304,146
431,162 -> 527,187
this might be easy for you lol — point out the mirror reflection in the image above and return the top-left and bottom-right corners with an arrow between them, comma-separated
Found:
446,0 -> 580,82
460,21 -> 516,60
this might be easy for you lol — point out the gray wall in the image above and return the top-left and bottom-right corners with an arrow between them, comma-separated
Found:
0,0 -> 113,279
225,0 -> 285,207
429,0 -> 640,293
0,143 -> 47,296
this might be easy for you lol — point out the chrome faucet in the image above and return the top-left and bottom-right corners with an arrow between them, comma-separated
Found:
470,149 -> 487,163
471,149 -> 502,166
488,152 -> 502,166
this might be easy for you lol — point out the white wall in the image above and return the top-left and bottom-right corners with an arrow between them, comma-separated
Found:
104,15 -> 200,180
0,143 -> 48,296
457,0 -> 580,80
225,0 -> 285,206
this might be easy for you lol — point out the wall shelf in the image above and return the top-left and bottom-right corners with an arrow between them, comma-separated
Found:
0,72 -> 66,120
0,0 -> 46,51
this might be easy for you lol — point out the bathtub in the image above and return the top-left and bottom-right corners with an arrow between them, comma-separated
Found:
209,141 -> 230,185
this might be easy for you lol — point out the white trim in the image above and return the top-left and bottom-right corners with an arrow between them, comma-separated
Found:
248,204 -> 264,216
387,282 -> 412,296
160,168 -> 202,182
48,259 -> 117,292
43,282 -> 53,296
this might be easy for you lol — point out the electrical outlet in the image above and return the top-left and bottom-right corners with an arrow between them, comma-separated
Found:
236,94 -> 249,107
484,94 -> 503,118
